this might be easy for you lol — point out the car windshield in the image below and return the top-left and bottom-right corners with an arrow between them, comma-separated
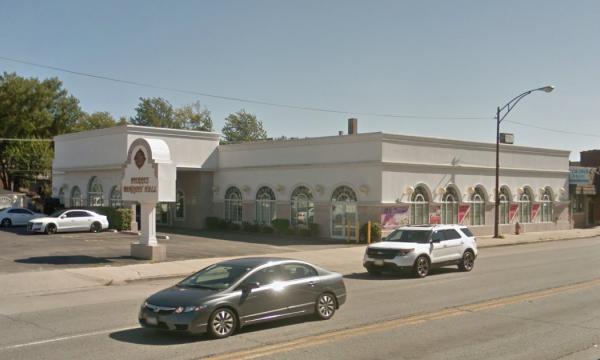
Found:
178,263 -> 254,291
50,210 -> 67,217
384,229 -> 432,243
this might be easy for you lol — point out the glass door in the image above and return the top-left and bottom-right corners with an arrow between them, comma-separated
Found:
331,201 -> 358,240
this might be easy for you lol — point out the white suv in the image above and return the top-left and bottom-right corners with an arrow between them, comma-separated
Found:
363,225 -> 478,278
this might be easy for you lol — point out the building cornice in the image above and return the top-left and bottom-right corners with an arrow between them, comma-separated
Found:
218,133 -> 383,152
381,133 -> 570,157
381,161 -> 568,177
54,125 -> 221,142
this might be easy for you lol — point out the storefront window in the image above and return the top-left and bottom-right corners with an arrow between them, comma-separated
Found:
70,186 -> 82,207
331,186 -> 358,239
499,187 -> 511,224
175,190 -> 184,219
411,186 -> 429,225
540,188 -> 553,222
572,194 -> 585,213
87,176 -> 104,207
224,187 -> 243,223
58,186 -> 67,206
256,186 -> 276,224
518,188 -> 533,223
291,186 -> 314,227
441,187 -> 459,224
156,202 -> 170,225
471,186 -> 486,226
109,186 -> 122,208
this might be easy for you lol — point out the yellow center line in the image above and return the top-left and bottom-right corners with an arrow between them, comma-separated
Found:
206,278 -> 600,360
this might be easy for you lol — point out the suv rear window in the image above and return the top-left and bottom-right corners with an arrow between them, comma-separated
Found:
442,229 -> 462,240
384,229 -> 432,243
459,227 -> 474,237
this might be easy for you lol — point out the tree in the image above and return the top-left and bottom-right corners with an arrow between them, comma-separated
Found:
174,101 -> 213,131
0,72 -> 84,190
76,111 -> 117,131
221,110 -> 267,144
3,140 -> 53,191
130,97 -> 175,128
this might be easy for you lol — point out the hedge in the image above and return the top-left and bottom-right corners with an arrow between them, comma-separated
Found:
360,222 -> 382,243
82,206 -> 132,231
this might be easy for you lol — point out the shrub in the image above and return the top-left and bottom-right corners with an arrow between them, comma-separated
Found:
308,223 -> 320,237
284,227 -> 297,236
227,222 -> 241,231
298,228 -> 312,237
205,217 -> 220,230
360,222 -> 382,243
217,218 -> 228,230
84,206 -> 132,231
271,218 -> 290,234
260,225 -> 274,233
242,221 -> 260,232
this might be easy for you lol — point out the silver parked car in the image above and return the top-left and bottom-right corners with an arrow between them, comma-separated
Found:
27,209 -> 109,234
0,208 -> 46,227
139,257 -> 347,338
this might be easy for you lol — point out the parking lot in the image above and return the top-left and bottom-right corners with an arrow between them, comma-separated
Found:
0,226 -> 353,274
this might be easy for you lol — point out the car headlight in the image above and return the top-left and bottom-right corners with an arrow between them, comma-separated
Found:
174,305 -> 207,314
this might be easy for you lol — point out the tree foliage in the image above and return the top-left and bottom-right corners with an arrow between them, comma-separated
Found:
130,97 -> 213,131
0,72 -> 84,190
221,109 -> 267,144
76,111 -> 117,131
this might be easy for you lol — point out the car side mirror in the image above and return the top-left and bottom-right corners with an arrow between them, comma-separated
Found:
241,282 -> 260,293
59,215 -> 66,219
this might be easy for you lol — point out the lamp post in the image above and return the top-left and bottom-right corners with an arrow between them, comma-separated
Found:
494,85 -> 554,238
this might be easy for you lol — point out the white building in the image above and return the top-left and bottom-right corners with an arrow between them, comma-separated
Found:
52,124 -> 571,239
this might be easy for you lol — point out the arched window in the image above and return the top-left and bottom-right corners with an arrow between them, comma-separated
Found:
175,190 -> 185,219
58,186 -> 67,206
518,187 -> 533,223
540,188 -> 553,222
441,186 -> 459,224
87,176 -> 103,207
331,186 -> 358,239
224,187 -> 243,223
291,186 -> 314,227
70,186 -> 82,207
499,187 -> 511,224
256,186 -> 276,224
109,186 -> 122,208
411,186 -> 429,225
471,186 -> 486,226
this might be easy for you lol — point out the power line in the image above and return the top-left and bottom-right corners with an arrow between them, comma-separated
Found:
505,119 -> 600,138
0,55 -> 490,120
0,138 -> 53,142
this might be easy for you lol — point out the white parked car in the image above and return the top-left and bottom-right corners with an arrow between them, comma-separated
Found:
27,209 -> 109,234
0,208 -> 46,227
363,225 -> 478,278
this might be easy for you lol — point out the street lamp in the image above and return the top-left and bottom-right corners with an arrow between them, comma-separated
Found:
493,85 -> 555,238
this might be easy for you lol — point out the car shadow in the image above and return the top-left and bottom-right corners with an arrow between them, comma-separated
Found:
109,327 -> 206,345
345,267 -> 461,280
0,226 -> 28,236
110,316 -> 318,345
14,255 -> 134,265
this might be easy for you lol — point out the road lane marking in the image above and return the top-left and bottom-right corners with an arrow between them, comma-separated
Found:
0,326 -> 138,352
208,277 -> 600,360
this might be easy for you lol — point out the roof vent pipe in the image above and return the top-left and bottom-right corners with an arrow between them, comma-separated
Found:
348,118 -> 358,135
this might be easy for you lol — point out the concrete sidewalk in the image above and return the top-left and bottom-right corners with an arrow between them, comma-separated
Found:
1,227 -> 599,298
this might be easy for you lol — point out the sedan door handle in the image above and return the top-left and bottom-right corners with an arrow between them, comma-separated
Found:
308,281 -> 318,287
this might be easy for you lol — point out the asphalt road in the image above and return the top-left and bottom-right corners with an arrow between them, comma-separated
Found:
1,237 -> 599,360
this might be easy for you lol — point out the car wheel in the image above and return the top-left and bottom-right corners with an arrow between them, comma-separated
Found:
1,218 -> 11,227
366,267 -> 382,275
45,224 -> 57,235
90,222 -> 102,233
458,250 -> 475,272
413,256 -> 430,278
315,292 -> 336,320
208,308 -> 237,339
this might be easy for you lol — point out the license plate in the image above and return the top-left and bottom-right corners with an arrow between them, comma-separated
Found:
374,260 -> 384,266
146,316 -> 158,325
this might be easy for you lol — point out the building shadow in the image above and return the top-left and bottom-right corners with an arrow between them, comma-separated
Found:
0,226 -> 28,236
14,255 -> 134,265
109,327 -> 205,345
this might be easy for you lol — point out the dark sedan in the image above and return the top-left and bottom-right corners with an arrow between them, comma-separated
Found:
139,257 -> 347,338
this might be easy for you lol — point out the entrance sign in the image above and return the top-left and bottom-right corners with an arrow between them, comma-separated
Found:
122,138 -> 175,258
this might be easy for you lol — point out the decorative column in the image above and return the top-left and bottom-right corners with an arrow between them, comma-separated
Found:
140,202 -> 157,245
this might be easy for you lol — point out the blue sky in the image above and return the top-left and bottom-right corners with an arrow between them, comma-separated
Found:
1,0 -> 599,159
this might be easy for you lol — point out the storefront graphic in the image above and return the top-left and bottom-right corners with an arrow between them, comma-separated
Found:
509,203 -> 519,222
531,203 -> 541,221
429,205 -> 441,224
458,205 -> 470,224
381,206 -> 409,230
